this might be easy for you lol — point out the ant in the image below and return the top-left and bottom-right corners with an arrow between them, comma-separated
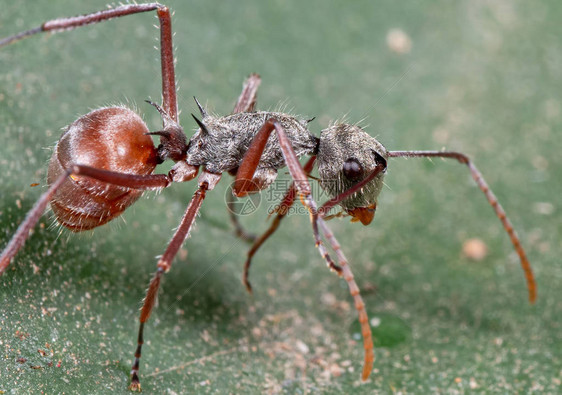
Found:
0,4 -> 536,391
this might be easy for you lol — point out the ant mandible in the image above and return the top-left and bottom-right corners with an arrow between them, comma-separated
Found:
0,3 -> 536,391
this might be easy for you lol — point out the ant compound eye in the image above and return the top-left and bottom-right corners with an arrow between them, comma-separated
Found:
343,158 -> 364,181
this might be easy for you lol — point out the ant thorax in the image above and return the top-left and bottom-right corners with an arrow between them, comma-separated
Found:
317,124 -> 388,219
186,112 -> 318,175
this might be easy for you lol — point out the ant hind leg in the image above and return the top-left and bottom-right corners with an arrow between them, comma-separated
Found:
0,165 -> 171,274
0,4 -> 178,122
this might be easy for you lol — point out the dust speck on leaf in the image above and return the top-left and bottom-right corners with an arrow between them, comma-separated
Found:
386,28 -> 412,54
462,238 -> 488,261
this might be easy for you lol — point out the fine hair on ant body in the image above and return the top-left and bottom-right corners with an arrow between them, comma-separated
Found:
0,4 -> 536,391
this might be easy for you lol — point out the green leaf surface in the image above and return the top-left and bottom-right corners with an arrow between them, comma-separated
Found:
1,1 -> 560,393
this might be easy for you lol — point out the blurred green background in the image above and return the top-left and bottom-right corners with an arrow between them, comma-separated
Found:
0,1 -> 560,393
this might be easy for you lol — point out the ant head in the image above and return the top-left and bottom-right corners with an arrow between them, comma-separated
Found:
317,124 -> 388,225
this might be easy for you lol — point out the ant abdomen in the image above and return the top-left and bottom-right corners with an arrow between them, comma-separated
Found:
47,107 -> 159,231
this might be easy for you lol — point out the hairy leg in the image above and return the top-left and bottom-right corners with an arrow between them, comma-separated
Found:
0,4 -> 178,121
235,118 -> 374,381
242,156 -> 316,293
129,170 -> 221,391
0,165 -> 171,274
227,74 -> 263,242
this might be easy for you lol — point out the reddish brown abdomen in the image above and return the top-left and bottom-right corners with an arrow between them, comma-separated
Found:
47,107 -> 158,231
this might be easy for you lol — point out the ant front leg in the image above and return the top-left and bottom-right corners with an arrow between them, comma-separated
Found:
0,165 -> 172,274
234,119 -> 375,381
0,3 -> 178,121
233,122 -> 340,275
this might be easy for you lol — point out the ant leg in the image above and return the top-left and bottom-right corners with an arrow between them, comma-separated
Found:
232,120 -> 273,197
129,170 -> 221,391
226,191 -> 256,243
233,122 -> 340,274
316,219 -> 375,381
0,4 -> 178,121
242,156 -> 316,293
235,119 -> 374,381
271,120 -> 374,381
226,74 -> 263,242
0,165 -> 172,274
233,73 -> 262,114
388,150 -> 536,304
